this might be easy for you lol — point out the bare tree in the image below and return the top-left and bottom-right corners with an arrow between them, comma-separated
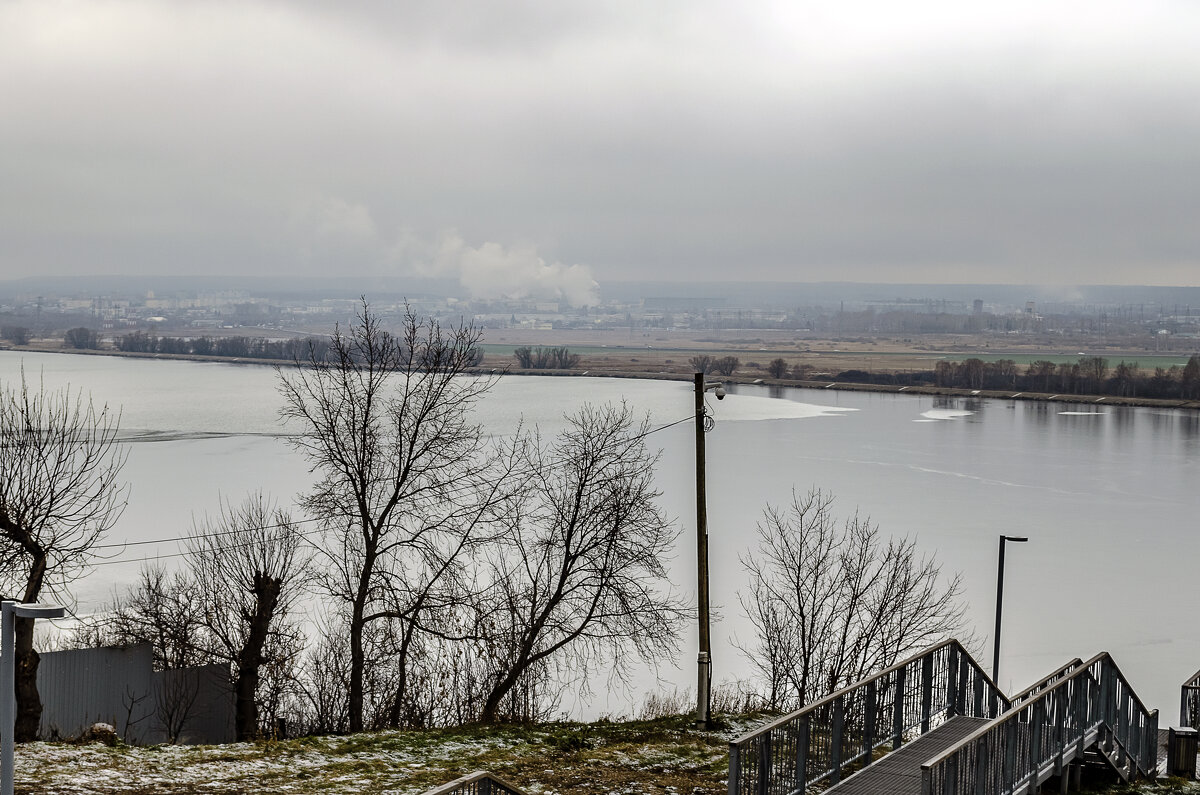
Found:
738,488 -> 967,711
185,493 -> 307,741
155,670 -> 201,744
0,371 -> 127,740
1183,355 -> 1200,399
291,616 -> 352,735
688,355 -> 714,374
277,301 -> 509,732
767,358 -> 788,379
712,356 -> 740,377
1079,356 -> 1109,393
107,564 -> 207,670
470,403 -> 686,723
1027,360 -> 1057,392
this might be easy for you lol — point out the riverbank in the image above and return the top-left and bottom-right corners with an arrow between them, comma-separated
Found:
3,342 -> 1199,412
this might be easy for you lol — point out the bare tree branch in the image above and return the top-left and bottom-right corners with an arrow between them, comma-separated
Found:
737,488 -> 967,711
0,369 -> 127,741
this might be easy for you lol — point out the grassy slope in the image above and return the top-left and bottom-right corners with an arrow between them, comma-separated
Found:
16,713 -> 1200,794
16,714 -> 751,795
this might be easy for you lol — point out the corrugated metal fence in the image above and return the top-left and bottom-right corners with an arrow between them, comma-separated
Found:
36,644 -> 234,745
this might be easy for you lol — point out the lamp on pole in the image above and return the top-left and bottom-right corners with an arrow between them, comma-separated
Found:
694,372 -> 724,729
992,535 -> 1028,685
2,600 -> 65,795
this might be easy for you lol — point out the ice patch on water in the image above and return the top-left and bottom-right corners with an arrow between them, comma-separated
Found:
917,408 -> 974,421
1059,411 -> 1108,416
717,393 -> 857,422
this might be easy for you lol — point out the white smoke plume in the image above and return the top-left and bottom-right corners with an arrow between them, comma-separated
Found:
419,232 -> 599,307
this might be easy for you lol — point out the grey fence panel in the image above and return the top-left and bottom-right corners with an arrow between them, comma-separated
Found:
37,644 -> 157,744
36,644 -> 234,745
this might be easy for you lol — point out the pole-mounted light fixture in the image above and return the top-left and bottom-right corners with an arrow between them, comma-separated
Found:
2,601 -> 66,795
993,535 -> 1028,685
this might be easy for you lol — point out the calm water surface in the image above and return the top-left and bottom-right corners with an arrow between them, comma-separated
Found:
2,351 -> 1198,718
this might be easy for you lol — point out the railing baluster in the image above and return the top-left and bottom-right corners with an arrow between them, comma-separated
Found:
726,742 -> 741,795
831,694 -> 844,784
947,644 -> 959,718
1003,717 -> 1016,789
795,716 -> 809,791
973,731 -> 988,795
755,733 -> 770,795
894,665 -> 907,750
973,670 -> 984,717
863,678 -> 876,765
1030,698 -> 1045,784
922,653 -> 934,733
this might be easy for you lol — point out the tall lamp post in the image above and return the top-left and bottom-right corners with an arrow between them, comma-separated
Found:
2,600 -> 65,795
992,535 -> 1028,685
694,372 -> 724,729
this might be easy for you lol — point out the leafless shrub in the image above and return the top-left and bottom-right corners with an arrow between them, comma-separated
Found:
738,488 -> 967,711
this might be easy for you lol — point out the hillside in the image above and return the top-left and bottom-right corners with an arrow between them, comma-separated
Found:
15,714 -> 743,795
15,712 -> 1199,794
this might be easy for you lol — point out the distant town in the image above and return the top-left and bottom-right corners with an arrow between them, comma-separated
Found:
2,278 -> 1199,352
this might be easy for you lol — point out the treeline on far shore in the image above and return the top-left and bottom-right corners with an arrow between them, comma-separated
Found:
826,354 -> 1200,401
114,330 -> 331,360
11,324 -> 1200,403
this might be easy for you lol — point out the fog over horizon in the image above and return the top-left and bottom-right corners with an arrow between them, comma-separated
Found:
4,2 -> 1199,303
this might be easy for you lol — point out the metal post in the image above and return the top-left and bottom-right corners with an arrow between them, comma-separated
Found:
993,535 -> 1028,684
694,372 -> 711,729
2,601 -> 64,795
1,602 -> 13,795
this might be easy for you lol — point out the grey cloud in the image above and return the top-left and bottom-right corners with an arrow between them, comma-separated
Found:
2,1 -> 1200,286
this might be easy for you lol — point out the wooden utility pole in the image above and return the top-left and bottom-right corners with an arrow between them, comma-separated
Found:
694,373 -> 711,729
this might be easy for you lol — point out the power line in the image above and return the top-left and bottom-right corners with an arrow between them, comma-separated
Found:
88,413 -> 695,566
92,515 -> 324,549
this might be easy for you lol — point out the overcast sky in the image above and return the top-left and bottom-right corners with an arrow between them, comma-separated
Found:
3,1 -> 1199,302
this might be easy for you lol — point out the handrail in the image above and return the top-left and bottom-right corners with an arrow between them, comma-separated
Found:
1009,658 -> 1082,707
1180,667 -> 1200,726
728,639 -> 1008,795
920,652 -> 1159,795
419,770 -> 529,795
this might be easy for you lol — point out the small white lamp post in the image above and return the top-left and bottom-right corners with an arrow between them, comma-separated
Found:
2,600 -> 65,795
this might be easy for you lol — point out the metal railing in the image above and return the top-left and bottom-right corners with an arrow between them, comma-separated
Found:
1009,658 -> 1082,708
920,652 -> 1159,795
728,639 -> 1008,795
419,771 -> 528,795
1180,668 -> 1200,727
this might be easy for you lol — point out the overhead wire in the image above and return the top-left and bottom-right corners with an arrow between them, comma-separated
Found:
88,412 -> 696,567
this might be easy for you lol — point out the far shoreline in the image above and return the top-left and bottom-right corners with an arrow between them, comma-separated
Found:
3,344 -> 1198,413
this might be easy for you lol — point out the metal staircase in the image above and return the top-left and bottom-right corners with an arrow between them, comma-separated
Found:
729,641 -> 1159,795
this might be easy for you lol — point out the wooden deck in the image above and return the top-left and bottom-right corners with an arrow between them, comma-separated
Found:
824,717 -> 991,795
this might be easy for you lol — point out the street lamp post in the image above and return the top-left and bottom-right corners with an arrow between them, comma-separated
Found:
694,372 -> 724,729
2,600 -> 65,795
992,535 -> 1028,685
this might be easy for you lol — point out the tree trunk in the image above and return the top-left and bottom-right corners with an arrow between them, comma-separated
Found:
348,599 -> 366,733
234,572 -> 281,741
480,651 -> 532,724
13,546 -> 48,743
14,616 -> 41,742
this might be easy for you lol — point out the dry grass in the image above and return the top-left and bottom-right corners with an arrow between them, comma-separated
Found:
14,713 -> 767,795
